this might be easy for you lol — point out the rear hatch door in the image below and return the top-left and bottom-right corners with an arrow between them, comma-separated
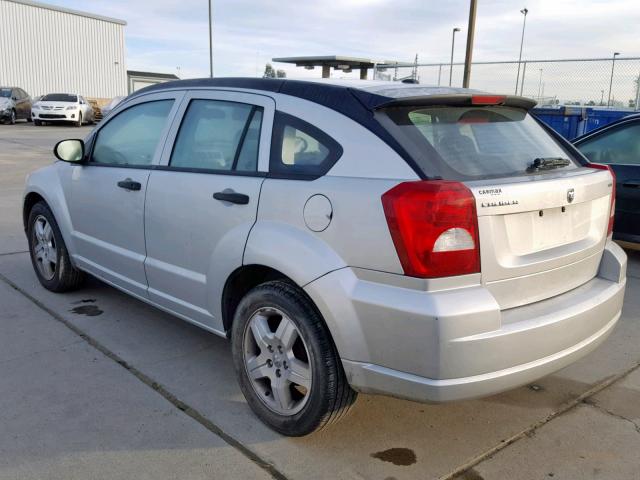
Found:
376,94 -> 613,309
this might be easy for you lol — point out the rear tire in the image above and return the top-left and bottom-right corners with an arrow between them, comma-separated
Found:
27,202 -> 84,292
231,280 -> 357,436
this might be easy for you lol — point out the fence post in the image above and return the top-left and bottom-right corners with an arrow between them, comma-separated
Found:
437,64 -> 442,86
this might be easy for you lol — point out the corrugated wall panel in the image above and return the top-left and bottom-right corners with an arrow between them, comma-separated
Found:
0,0 -> 126,98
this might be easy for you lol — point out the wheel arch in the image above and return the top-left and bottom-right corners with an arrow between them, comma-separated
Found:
23,191 -> 47,231
23,166 -> 77,260
221,264 -> 294,336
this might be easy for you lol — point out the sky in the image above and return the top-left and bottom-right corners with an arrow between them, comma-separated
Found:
41,0 -> 640,81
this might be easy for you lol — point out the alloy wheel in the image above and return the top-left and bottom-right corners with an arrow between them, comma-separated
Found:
32,215 -> 57,280
243,307 -> 313,416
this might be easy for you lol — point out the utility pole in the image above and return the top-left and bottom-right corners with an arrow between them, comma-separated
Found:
208,0 -> 213,78
449,28 -> 460,86
515,8 -> 528,94
537,68 -> 543,100
607,52 -> 620,107
462,0 -> 477,88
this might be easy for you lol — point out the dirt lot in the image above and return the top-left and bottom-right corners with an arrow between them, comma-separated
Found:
1,122 -> 639,480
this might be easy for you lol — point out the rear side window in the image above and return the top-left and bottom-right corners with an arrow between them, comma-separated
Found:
171,99 -> 262,172
379,106 -> 580,180
270,112 -> 342,178
92,100 -> 174,166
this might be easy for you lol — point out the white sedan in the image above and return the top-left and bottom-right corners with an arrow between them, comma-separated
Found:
31,93 -> 94,127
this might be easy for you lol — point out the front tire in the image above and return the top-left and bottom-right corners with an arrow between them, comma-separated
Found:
231,281 -> 357,436
76,112 -> 83,127
34,120 -> 42,126
9,109 -> 16,125
27,202 -> 84,292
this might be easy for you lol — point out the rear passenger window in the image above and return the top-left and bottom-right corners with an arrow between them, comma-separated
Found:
270,112 -> 342,177
171,100 -> 263,172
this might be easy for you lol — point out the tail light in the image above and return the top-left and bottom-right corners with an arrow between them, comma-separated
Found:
381,181 -> 480,278
587,163 -> 616,236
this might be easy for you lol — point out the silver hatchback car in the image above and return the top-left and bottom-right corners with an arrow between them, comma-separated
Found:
23,78 -> 627,436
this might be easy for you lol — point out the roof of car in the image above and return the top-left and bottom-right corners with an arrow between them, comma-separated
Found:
573,112 -> 640,143
130,77 -> 474,105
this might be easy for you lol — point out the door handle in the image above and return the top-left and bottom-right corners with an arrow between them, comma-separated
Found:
117,178 -> 142,191
213,191 -> 250,205
622,180 -> 640,189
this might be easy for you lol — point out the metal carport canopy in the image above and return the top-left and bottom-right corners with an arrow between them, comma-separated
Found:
272,56 -> 411,79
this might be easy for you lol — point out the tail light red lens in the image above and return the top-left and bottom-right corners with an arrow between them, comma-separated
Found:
381,181 -> 480,278
587,163 -> 616,236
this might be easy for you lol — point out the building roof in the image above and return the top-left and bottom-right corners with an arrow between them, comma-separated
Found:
4,0 -> 126,25
127,70 -> 180,80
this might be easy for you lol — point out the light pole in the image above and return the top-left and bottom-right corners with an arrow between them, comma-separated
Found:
537,68 -> 543,100
449,27 -> 461,86
462,0 -> 477,88
208,0 -> 213,78
635,72 -> 640,111
515,8 -> 528,94
607,52 -> 620,107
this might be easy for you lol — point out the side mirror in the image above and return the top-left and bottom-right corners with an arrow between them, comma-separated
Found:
54,139 -> 85,163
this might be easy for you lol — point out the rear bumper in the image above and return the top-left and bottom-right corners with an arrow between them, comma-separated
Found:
305,241 -> 627,403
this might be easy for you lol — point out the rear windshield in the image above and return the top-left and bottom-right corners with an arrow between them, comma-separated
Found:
379,106 -> 580,180
41,94 -> 77,102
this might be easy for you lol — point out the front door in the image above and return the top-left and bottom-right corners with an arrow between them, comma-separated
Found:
144,90 -> 274,331
67,92 -> 183,297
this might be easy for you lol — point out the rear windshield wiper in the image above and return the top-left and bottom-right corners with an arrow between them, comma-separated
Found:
526,157 -> 571,173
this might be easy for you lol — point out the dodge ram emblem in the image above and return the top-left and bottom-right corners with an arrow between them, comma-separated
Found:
567,188 -> 575,203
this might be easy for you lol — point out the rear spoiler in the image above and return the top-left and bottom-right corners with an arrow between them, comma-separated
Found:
373,94 -> 537,111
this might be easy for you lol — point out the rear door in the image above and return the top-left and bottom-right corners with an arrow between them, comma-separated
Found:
143,90 -> 273,331
575,119 -> 640,243
67,91 -> 183,297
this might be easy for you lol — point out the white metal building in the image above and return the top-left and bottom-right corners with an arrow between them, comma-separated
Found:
0,0 -> 127,99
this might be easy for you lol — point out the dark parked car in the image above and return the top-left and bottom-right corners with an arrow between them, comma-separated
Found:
0,87 -> 32,124
574,114 -> 640,246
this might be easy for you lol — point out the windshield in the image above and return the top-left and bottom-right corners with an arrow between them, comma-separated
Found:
379,105 -> 580,180
41,94 -> 77,102
0,89 -> 12,98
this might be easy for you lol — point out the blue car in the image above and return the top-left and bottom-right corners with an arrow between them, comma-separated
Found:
574,114 -> 640,246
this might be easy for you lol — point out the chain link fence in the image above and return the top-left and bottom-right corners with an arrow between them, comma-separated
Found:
375,58 -> 640,110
